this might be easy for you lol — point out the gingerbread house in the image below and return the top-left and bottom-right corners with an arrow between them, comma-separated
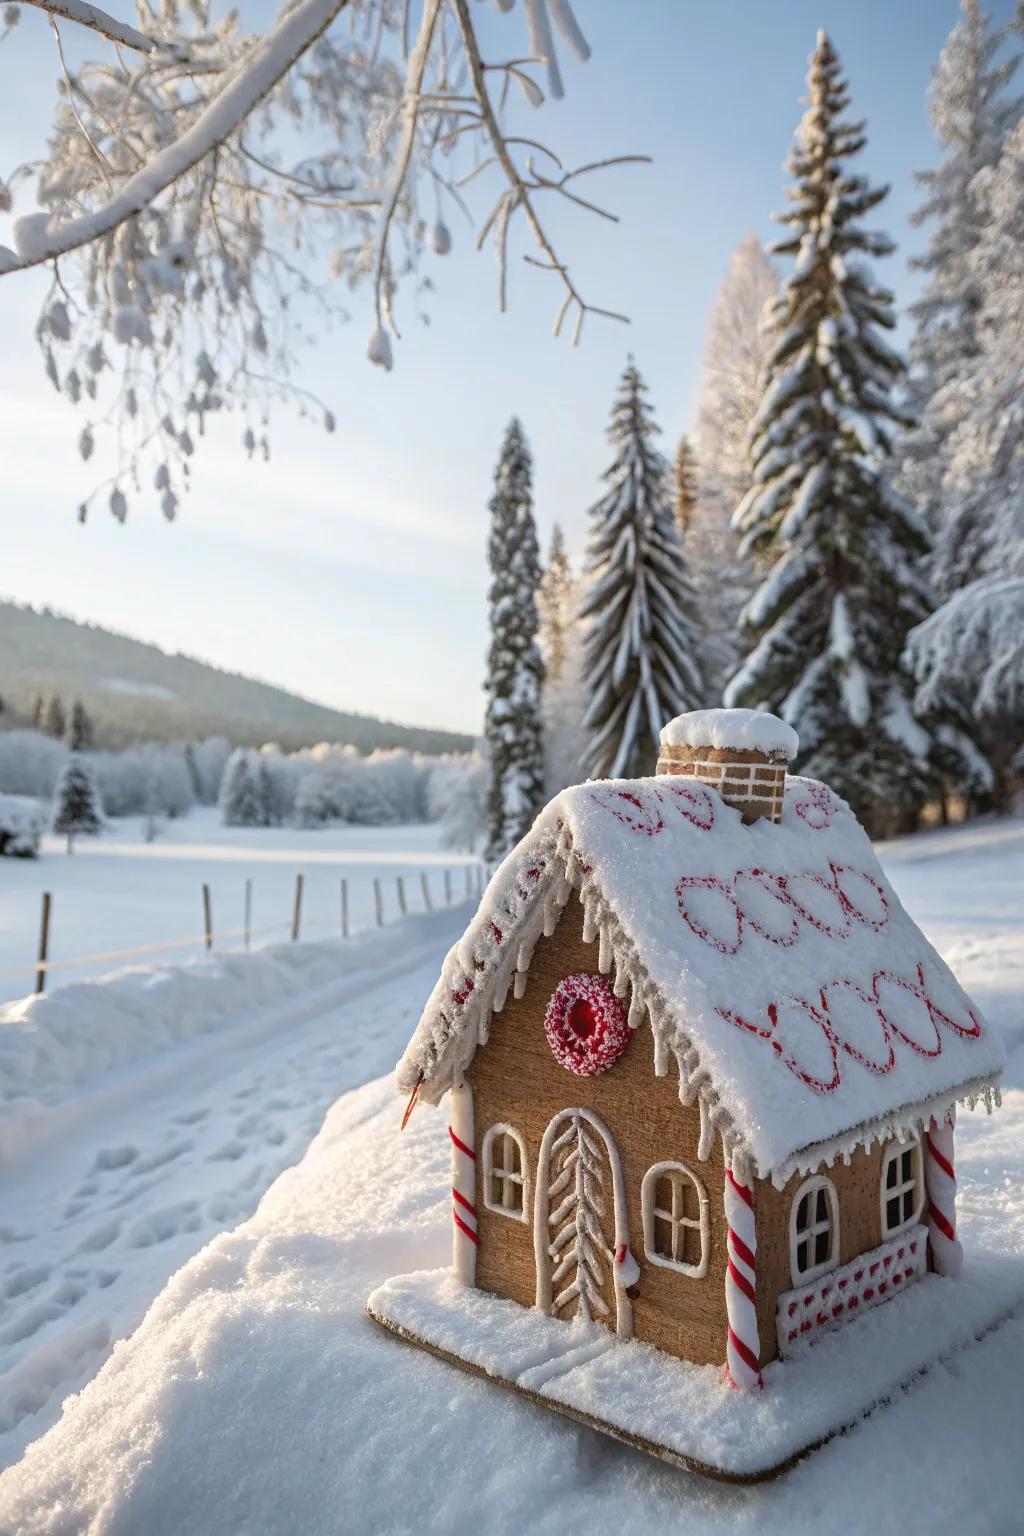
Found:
368,709 -> 1004,1479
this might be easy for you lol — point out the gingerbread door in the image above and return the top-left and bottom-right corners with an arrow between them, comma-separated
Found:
533,1108 -> 634,1338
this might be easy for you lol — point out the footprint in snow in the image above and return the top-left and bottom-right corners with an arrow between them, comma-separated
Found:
127,1202 -> 201,1249
77,1219 -> 122,1255
92,1146 -> 138,1173
208,1140 -> 246,1162
129,1142 -> 191,1177
174,1107 -> 209,1126
3,1265 -> 52,1300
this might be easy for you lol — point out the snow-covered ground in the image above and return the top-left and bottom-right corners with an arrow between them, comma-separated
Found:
0,907 -> 468,1472
0,808 -> 479,1003
0,817 -> 1021,1532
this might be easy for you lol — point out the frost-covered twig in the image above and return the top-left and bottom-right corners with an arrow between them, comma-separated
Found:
20,0 -> 169,56
4,0 -> 351,273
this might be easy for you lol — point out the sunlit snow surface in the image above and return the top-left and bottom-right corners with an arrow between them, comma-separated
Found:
0,818 -> 1022,1532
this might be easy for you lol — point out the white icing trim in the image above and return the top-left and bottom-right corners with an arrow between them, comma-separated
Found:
533,1107 -> 634,1340
789,1174 -> 839,1287
640,1162 -> 709,1279
879,1136 -> 924,1240
481,1122 -> 530,1223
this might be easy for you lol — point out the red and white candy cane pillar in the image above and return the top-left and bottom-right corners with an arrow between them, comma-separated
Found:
925,1112 -> 963,1278
448,1083 -> 478,1285
724,1165 -> 763,1390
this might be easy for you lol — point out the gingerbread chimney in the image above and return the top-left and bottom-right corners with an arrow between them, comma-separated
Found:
656,708 -> 798,825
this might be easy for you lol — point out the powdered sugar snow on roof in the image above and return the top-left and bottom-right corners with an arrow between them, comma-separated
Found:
396,775 -> 1002,1184
659,707 -> 799,758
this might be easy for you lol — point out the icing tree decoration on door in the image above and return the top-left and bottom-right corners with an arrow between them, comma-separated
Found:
544,1112 -> 611,1322
544,973 -> 631,1076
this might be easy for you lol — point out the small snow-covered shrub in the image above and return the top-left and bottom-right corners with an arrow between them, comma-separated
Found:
0,794 -> 44,857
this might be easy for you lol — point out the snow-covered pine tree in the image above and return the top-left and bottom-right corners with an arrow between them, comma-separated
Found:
690,234 -> 780,694
538,525 -> 588,796
537,524 -> 575,685
670,436 -> 699,544
52,753 -> 103,852
580,361 -> 704,781
39,694 -> 66,741
483,420 -> 545,860
905,112 -> 1024,808
900,0 -> 1020,566
727,31 -> 985,831
66,701 -> 93,752
218,748 -> 262,827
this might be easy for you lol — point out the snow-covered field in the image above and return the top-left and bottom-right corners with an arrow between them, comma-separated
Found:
0,808 -> 479,1003
0,818 -> 1021,1532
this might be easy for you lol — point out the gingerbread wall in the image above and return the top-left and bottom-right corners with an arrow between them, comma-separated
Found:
466,900 -> 731,1368
465,897 -> 920,1371
752,1139 -> 919,1363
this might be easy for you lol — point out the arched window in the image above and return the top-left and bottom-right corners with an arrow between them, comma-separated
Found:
880,1139 -> 923,1237
482,1124 -> 529,1221
641,1162 -> 709,1278
790,1175 -> 839,1284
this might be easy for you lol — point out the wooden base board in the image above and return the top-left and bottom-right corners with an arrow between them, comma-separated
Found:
366,1302 -> 787,1484
366,1260 -> 1024,1484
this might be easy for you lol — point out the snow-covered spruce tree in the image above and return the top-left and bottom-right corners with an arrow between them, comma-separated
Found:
727,31 -> 986,831
52,753 -> 103,852
900,0 -> 1020,564
537,524 -> 575,684
39,694 -> 66,741
484,420 -> 545,860
66,701 -> 93,752
538,525 -> 587,795
580,362 -> 704,781
690,234 -> 780,693
905,114 -> 1024,807
218,748 -> 262,828
670,435 -> 699,545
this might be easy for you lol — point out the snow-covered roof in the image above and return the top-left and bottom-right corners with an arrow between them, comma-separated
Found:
659,707 -> 799,759
398,776 -> 1002,1184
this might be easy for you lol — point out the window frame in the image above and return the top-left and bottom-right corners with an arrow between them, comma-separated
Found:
481,1123 -> 530,1223
879,1137 -> 924,1239
789,1174 -> 840,1285
641,1160 -> 710,1279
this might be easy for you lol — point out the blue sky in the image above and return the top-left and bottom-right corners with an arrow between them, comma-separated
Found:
0,0 -> 1018,735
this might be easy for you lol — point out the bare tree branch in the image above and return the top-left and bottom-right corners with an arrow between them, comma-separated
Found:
20,0 -> 165,56
1,0 -> 352,275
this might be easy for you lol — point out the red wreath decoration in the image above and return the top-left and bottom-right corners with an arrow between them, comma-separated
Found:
544,973 -> 631,1076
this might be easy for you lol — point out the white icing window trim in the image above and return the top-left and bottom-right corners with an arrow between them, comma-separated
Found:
482,1123 -> 529,1222
879,1137 -> 924,1238
641,1161 -> 709,1279
790,1174 -> 839,1285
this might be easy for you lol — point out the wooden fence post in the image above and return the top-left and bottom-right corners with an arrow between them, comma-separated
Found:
396,875 -> 407,916
244,878 -> 252,952
291,873 -> 304,942
444,869 -> 452,907
35,891 -> 52,995
341,877 -> 349,938
420,871 -> 432,912
202,884 -> 213,952
373,877 -> 383,927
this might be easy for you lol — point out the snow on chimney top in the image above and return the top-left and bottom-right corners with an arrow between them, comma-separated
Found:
656,709 -> 797,825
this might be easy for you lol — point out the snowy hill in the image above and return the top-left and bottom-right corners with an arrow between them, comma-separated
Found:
0,602 -> 473,753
